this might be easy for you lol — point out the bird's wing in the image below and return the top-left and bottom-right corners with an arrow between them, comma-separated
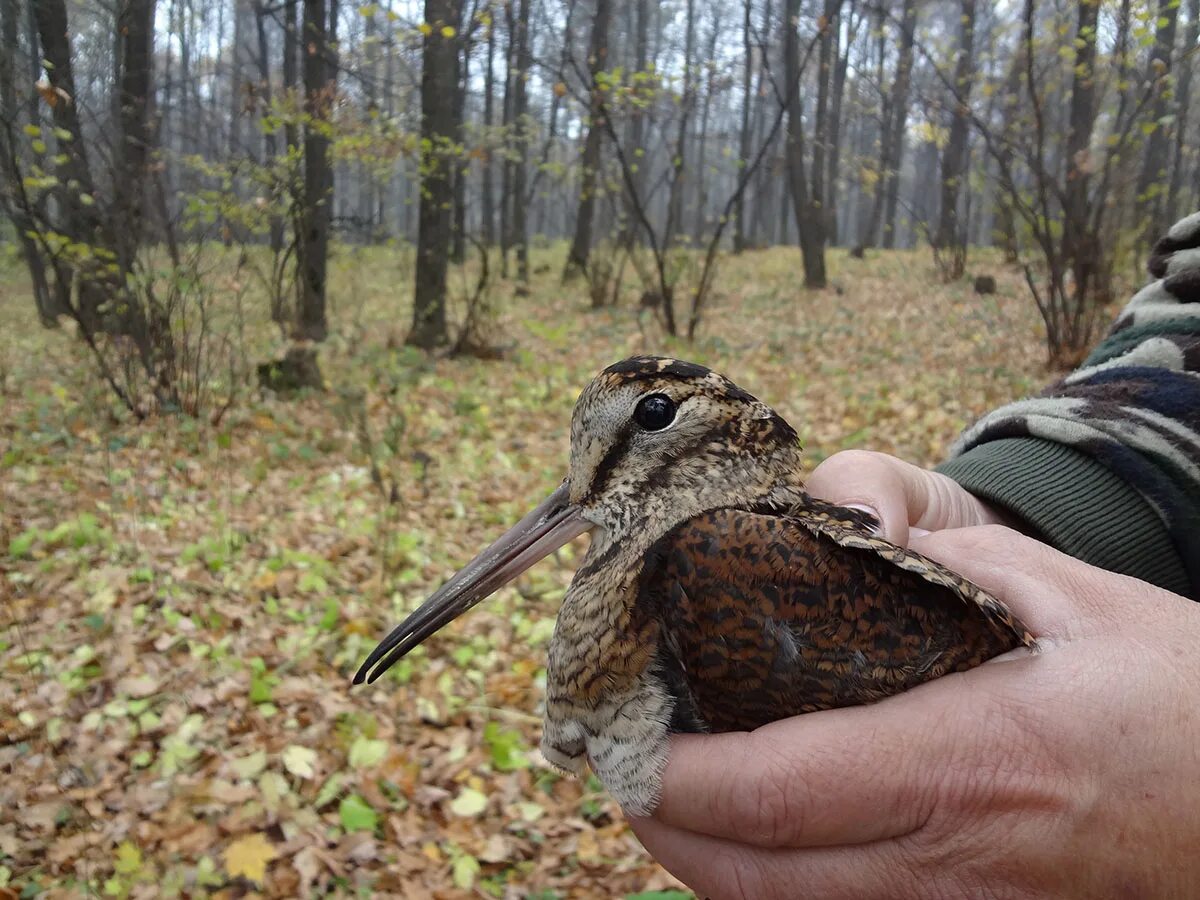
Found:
639,505 -> 1032,733
782,495 -> 1036,647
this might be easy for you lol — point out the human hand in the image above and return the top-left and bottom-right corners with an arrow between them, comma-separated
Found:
631,525 -> 1200,899
806,449 -> 1011,545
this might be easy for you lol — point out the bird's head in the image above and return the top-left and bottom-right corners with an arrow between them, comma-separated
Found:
354,357 -> 802,683
565,356 -> 801,539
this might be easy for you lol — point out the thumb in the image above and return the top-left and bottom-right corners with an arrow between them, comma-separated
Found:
908,524 -> 1157,638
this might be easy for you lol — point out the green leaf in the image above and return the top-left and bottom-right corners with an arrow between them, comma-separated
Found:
114,841 -> 142,875
348,736 -> 387,770
452,853 -> 481,889
449,787 -> 488,817
339,794 -> 378,832
314,772 -> 344,808
483,722 -> 528,772
8,529 -> 39,559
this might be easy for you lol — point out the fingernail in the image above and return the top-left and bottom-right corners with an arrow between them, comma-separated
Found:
910,526 -> 931,538
841,502 -> 880,519
841,503 -> 883,535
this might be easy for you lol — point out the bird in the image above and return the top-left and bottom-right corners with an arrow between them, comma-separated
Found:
355,356 -> 1035,815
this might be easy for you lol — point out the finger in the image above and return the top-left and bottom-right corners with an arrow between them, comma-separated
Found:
908,525 -> 1139,637
650,689 -> 969,847
807,451 -> 1004,544
631,814 -> 913,900
807,450 -> 912,544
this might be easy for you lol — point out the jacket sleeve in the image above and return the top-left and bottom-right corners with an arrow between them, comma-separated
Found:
935,212 -> 1200,600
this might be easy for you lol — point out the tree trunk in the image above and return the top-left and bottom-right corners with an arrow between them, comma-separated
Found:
32,0 -> 108,325
824,4 -> 852,245
665,0 -> 695,251
114,0 -> 156,260
1136,0 -> 1179,242
993,44 -> 1023,262
1168,0 -> 1198,222
733,0 -> 754,253
283,0 -> 300,155
867,0 -> 914,249
450,7 -> 467,265
408,0 -> 460,347
622,0 -> 650,243
481,7 -> 496,246
810,0 -> 835,250
115,0 -> 164,356
499,0 -> 514,275
783,0 -> 826,287
934,0 -> 975,277
750,0 -> 773,246
1062,0 -> 1100,302
691,10 -> 720,245
297,0 -> 335,342
253,0 -> 284,252
0,0 -> 57,323
564,0 -> 612,279
511,0 -> 530,283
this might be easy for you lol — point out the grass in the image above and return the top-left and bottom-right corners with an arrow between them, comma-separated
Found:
1,239 -> 1050,897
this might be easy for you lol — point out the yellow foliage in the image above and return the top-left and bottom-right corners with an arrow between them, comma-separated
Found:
224,832 -> 278,884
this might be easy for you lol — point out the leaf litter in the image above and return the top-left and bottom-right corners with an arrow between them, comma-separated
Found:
0,245 -> 1062,896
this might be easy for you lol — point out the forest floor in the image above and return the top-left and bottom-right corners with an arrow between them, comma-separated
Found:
1,241 -> 1077,898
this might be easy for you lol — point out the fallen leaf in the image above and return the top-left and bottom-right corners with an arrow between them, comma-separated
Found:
348,736 -> 387,770
339,794 -> 378,832
448,787 -> 488,818
282,744 -> 317,779
232,750 -> 268,780
224,832 -> 278,884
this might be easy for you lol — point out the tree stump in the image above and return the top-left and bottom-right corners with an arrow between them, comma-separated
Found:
973,275 -> 997,295
257,346 -> 324,394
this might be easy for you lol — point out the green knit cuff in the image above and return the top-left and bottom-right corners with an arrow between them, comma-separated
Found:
936,438 -> 1190,597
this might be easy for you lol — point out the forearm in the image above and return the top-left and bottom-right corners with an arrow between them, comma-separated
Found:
937,212 -> 1200,600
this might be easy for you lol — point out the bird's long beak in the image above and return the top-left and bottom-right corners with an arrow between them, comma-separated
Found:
354,481 -> 591,685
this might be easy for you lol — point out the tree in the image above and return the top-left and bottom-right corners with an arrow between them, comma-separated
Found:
0,0 -> 58,323
664,0 -> 696,255
509,0 -> 531,284
862,0 -> 914,249
934,0 -> 976,279
783,0 -> 826,288
564,0 -> 612,280
481,5 -> 497,246
31,0 -> 107,326
1167,0 -> 1198,223
409,0 -> 462,348
733,0 -> 755,254
1136,0 -> 1180,242
297,0 -> 336,343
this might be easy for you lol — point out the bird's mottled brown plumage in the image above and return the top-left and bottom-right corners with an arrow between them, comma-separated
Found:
640,501 -> 1028,733
356,355 -> 1036,815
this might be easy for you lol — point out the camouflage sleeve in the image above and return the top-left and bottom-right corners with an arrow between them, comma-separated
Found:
936,212 -> 1200,600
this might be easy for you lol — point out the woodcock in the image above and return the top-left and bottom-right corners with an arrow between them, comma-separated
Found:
355,357 -> 1035,815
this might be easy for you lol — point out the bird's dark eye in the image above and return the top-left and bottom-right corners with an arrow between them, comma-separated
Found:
634,394 -> 676,431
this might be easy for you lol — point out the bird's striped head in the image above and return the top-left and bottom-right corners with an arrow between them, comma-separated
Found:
566,357 -> 801,539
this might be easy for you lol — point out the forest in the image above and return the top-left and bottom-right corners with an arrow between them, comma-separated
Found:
1,0 -> 1196,896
